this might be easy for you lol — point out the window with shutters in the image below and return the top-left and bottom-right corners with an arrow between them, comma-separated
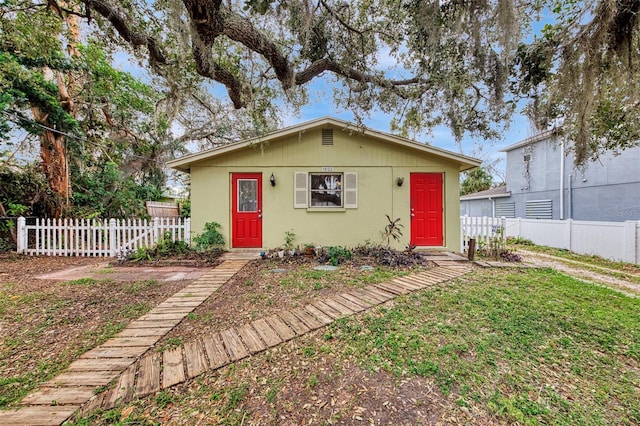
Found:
294,171 -> 357,209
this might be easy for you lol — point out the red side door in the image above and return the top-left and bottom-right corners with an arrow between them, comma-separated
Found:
232,173 -> 262,248
410,173 -> 443,246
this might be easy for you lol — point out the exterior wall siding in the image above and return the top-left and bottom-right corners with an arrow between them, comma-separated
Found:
460,199 -> 493,217
465,135 -> 640,221
190,128 -> 462,251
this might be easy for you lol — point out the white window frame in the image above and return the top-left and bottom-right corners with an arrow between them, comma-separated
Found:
309,173 -> 343,208
294,171 -> 357,209
237,178 -> 258,212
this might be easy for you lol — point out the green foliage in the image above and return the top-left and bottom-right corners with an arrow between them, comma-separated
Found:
0,165 -> 58,216
283,229 -> 295,250
0,51 -> 78,135
475,226 -> 506,260
192,222 -> 225,251
1,6 -> 172,218
506,236 -> 534,246
127,232 -> 188,262
460,168 -> 493,195
125,280 -> 159,295
63,41 -> 170,218
178,199 -> 191,218
156,337 -> 184,352
156,232 -> 188,254
62,278 -> 113,286
329,268 -> 640,423
71,161 -> 163,219
326,246 -> 352,266
154,390 -> 177,409
0,165 -> 58,251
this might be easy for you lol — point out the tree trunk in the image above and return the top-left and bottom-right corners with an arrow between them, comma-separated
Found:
32,105 -> 70,218
30,7 -> 80,218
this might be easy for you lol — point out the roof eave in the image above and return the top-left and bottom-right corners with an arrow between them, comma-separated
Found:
167,116 -> 482,172
460,192 -> 512,201
499,129 -> 560,152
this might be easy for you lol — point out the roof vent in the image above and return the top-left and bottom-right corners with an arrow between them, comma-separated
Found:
321,129 -> 334,146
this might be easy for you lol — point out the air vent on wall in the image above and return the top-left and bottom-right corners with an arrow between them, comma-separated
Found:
526,199 -> 552,219
496,202 -> 516,218
321,129 -> 334,146
523,154 -> 531,162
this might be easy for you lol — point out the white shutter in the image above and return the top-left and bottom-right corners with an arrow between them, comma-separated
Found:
344,172 -> 357,209
294,172 -> 308,208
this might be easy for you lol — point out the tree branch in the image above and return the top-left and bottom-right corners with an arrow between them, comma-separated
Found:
319,0 -> 363,35
295,58 -> 424,98
87,0 -> 427,107
83,0 -> 167,65
222,10 -> 294,88
190,29 -> 248,108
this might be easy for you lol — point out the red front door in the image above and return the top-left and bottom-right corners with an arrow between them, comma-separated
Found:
410,173 -> 443,246
232,173 -> 262,248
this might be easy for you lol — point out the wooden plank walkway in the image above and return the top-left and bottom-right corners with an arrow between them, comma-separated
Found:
0,260 -> 470,425
0,259 -> 249,426
75,263 -> 471,418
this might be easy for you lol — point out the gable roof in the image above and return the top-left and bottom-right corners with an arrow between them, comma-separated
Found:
460,185 -> 510,201
168,117 -> 481,172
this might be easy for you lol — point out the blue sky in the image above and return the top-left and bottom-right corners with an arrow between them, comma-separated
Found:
288,94 -> 532,154
275,81 -> 535,181
115,47 -> 537,181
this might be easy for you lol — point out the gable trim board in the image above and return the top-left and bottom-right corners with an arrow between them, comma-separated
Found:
168,117 -> 480,173
170,118 -> 480,251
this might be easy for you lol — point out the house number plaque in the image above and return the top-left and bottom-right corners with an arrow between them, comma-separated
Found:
321,167 -> 334,172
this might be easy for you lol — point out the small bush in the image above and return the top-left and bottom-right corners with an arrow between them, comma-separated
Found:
192,222 -> 225,251
500,250 -> 522,262
126,232 -> 188,262
352,245 -> 427,267
329,246 -> 352,266
507,236 -> 534,246
381,215 -> 403,246
155,231 -> 189,255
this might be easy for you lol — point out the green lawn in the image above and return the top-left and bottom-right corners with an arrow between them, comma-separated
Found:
73,267 -> 640,425
510,242 -> 640,282
329,268 -> 640,424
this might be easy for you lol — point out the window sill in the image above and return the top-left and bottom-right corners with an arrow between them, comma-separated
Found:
306,207 -> 346,212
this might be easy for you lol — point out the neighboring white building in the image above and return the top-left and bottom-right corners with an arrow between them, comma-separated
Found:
461,131 -> 640,221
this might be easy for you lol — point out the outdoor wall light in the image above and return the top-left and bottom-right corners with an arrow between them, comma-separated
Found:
270,173 -> 276,187
396,177 -> 404,187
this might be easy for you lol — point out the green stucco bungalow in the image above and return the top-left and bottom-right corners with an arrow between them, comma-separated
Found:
168,117 -> 480,252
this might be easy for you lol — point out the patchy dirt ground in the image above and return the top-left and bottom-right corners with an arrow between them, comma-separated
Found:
517,249 -> 640,295
117,328 -> 485,426
0,251 -> 431,414
157,256 -> 431,348
0,253 -> 206,407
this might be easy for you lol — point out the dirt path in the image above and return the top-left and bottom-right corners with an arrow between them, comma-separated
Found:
518,249 -> 640,296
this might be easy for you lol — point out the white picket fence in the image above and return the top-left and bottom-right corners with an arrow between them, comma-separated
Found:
16,216 -> 190,257
461,216 -> 640,265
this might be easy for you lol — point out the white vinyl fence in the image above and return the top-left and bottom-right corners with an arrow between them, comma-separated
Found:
461,216 -> 640,265
16,216 -> 190,257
